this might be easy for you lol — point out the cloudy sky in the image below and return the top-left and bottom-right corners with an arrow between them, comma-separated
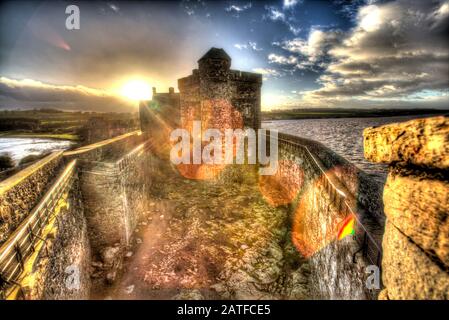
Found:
0,0 -> 448,112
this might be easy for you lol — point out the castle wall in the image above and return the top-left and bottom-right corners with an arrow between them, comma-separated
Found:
0,131 -> 152,299
178,63 -> 262,131
64,130 -> 143,162
0,152 -> 64,246
272,133 -> 383,299
78,148 -> 152,259
17,174 -> 91,300
139,90 -> 181,135
364,116 -> 449,299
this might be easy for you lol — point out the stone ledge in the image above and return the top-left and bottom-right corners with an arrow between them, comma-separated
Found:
382,221 -> 449,300
364,116 -> 448,170
0,151 -> 62,195
0,152 -> 64,246
384,167 -> 449,266
64,130 -> 142,158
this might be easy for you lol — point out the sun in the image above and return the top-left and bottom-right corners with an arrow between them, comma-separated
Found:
120,79 -> 152,101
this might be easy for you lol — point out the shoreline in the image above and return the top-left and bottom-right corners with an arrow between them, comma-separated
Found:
262,110 -> 448,121
0,131 -> 79,141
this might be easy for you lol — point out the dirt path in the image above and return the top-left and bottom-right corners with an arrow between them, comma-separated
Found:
94,162 -> 311,300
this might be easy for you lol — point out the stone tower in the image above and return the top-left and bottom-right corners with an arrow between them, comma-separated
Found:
178,47 -> 262,130
139,87 -> 180,135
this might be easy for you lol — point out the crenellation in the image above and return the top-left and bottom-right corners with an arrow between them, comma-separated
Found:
230,69 -> 263,83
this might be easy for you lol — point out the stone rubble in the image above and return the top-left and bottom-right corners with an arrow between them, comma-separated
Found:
94,160 -> 311,300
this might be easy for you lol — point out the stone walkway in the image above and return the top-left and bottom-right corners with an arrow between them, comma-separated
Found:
93,160 -> 311,300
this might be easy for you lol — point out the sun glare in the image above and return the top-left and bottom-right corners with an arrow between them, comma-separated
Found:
120,79 -> 152,101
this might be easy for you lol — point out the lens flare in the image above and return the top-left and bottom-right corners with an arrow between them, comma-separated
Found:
337,215 -> 355,240
291,167 -> 358,258
258,160 -> 303,207
175,99 -> 243,180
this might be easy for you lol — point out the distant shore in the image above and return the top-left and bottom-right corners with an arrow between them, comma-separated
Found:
0,131 -> 79,141
262,108 -> 448,121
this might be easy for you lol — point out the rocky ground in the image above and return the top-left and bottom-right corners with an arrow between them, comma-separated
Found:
91,159 -> 311,300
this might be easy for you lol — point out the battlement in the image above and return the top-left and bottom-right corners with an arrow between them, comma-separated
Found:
229,70 -> 263,83
152,87 -> 179,97
139,87 -> 181,135
177,74 -> 199,89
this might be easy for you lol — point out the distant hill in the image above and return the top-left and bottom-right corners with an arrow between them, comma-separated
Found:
262,108 -> 449,120
0,109 -> 139,142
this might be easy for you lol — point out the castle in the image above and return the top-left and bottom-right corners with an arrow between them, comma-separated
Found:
139,47 -> 262,135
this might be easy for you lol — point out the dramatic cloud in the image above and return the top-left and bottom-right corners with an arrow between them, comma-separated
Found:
268,53 -> 298,65
225,3 -> 252,13
248,41 -> 262,51
234,41 -> 262,51
1,0 -> 447,110
283,0 -> 302,9
252,67 -> 282,80
234,43 -> 248,50
299,0 -> 449,106
264,5 -> 301,35
108,3 -> 120,13
180,0 -> 207,16
0,77 -> 135,112
282,29 -> 342,61
265,6 -> 285,21
277,28 -> 343,71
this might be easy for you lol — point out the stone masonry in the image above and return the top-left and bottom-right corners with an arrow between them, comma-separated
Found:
178,48 -> 262,131
364,115 -> 449,299
0,152 -> 63,246
139,87 -> 181,136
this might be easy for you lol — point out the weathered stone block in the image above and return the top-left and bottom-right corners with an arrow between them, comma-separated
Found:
382,221 -> 449,300
384,167 -> 449,265
377,288 -> 389,300
364,116 -> 449,169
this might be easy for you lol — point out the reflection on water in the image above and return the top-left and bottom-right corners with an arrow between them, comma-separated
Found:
262,115 -> 430,184
0,138 -> 74,164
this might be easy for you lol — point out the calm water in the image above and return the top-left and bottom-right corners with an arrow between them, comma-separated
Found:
262,115 -> 429,184
0,137 -> 74,164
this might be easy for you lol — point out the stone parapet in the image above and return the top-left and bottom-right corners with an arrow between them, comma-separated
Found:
364,116 -> 448,169
382,221 -> 448,299
64,130 -> 143,162
276,132 -> 384,299
0,152 -> 63,246
383,166 -> 448,265
364,116 -> 449,300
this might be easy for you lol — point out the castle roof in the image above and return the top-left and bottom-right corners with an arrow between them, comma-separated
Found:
198,47 -> 231,62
